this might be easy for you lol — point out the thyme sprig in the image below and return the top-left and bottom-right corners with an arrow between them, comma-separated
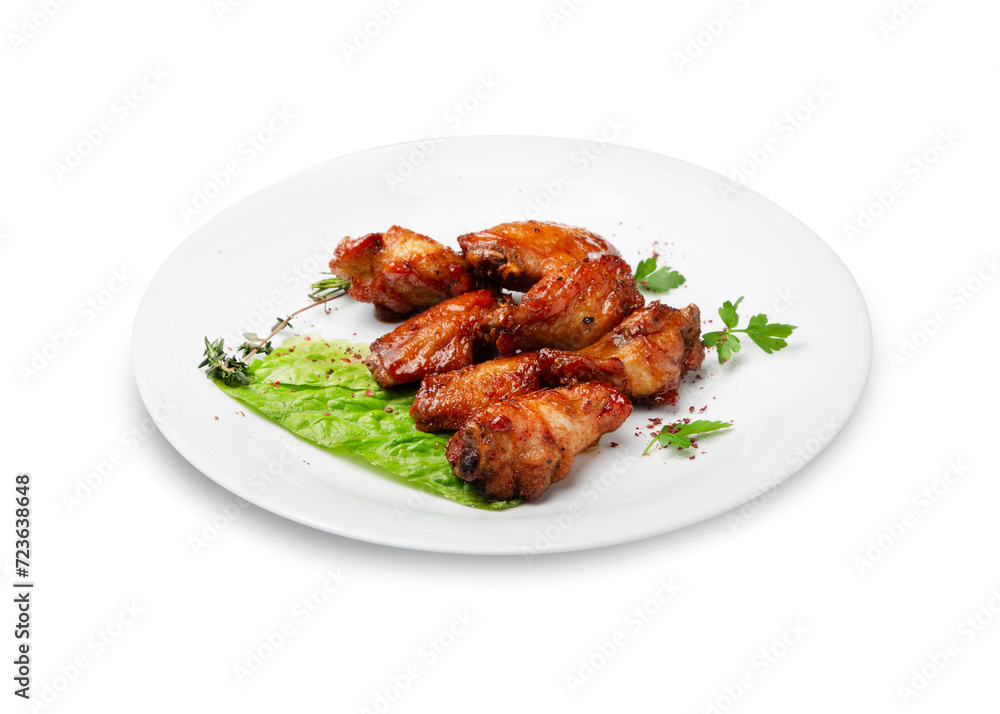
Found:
199,276 -> 351,386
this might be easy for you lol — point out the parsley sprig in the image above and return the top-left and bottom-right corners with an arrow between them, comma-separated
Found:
199,274 -> 352,386
701,297 -> 797,364
634,256 -> 685,293
643,419 -> 732,455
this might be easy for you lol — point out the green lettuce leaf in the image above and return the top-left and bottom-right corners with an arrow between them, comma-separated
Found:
216,334 -> 518,510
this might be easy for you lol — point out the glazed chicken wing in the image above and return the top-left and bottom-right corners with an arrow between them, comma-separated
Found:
539,302 -> 704,404
457,220 -> 619,292
410,353 -> 542,432
330,225 -> 475,321
446,382 -> 632,502
486,253 -> 644,355
365,289 -> 500,388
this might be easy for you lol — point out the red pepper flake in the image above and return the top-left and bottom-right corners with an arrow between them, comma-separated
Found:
383,407 -> 393,413
323,412 -> 331,416
341,358 -> 352,363
288,347 -> 296,352
236,411 -> 245,417
609,442 -> 619,448
699,406 -> 708,412
688,406 -> 695,413
269,381 -> 281,387
304,336 -> 311,341
365,390 -> 374,396
214,416 -> 219,420
689,455 -> 696,460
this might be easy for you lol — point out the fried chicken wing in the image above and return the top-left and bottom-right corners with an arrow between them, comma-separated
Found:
539,302 -> 705,404
486,253 -> 644,355
409,353 -> 542,432
329,226 -> 475,321
365,289 -> 499,388
446,382 -> 632,502
457,220 -> 619,291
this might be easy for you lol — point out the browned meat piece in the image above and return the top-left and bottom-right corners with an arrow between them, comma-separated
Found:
539,302 -> 704,404
410,353 -> 542,432
365,290 -> 499,388
329,226 -> 475,321
457,220 -> 619,291
486,253 -> 644,355
446,382 -> 632,501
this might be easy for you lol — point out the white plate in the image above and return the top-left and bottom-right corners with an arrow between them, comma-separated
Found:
133,136 -> 871,555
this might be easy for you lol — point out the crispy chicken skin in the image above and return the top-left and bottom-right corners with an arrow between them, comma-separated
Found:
446,382 -> 632,502
457,220 -> 620,292
329,226 -> 475,321
487,253 -> 644,355
539,302 -> 704,404
410,353 -> 542,432
365,290 -> 498,388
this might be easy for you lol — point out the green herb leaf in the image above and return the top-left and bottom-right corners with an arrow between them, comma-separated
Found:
199,337 -> 253,386
642,267 -> 686,292
644,419 -> 733,455
700,331 -> 723,348
715,332 -> 740,364
718,297 -> 743,330
634,257 -> 658,282
742,313 -> 797,354
634,256 -> 686,293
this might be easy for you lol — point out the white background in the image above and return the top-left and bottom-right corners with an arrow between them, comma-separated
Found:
3,0 -> 999,711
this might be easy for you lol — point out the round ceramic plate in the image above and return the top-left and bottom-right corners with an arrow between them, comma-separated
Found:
133,136 -> 871,555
